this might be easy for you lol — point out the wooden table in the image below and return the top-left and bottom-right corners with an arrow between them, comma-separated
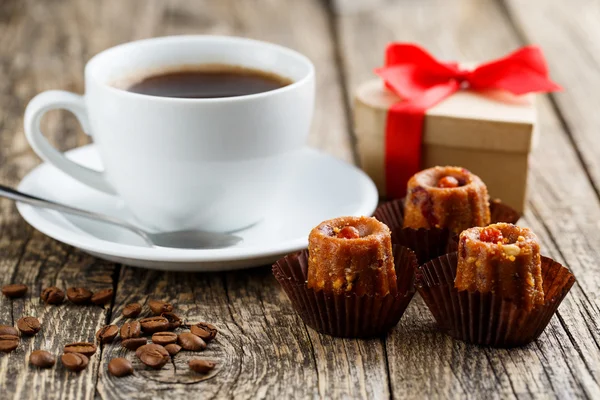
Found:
1,0 -> 598,398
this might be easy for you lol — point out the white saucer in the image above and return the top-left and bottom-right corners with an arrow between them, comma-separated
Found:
17,145 -> 378,272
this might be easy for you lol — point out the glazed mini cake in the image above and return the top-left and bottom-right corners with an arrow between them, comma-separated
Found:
403,166 -> 491,233
307,216 -> 396,296
455,223 -> 544,311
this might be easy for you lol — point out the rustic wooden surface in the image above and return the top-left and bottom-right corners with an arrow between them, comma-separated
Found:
0,0 -> 598,398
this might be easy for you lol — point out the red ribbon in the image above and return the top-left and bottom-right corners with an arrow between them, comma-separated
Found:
374,43 -> 561,198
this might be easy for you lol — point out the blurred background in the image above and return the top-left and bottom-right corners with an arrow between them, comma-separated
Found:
1,0 -> 576,180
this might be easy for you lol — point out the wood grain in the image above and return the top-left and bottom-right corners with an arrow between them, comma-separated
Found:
335,0 -> 600,397
1,0 -> 599,399
73,0 -> 381,399
503,0 -> 600,197
0,0 -> 116,399
97,267 -> 321,399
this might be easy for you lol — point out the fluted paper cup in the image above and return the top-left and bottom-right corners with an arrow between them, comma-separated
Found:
272,246 -> 417,338
416,252 -> 575,347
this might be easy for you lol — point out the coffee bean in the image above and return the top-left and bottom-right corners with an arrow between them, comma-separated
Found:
122,338 -> 147,350
122,303 -> 142,318
0,334 -> 19,353
2,284 -> 27,298
161,312 -> 182,330
91,288 -> 113,305
190,322 -> 218,342
17,316 -> 41,336
66,287 -> 93,305
189,359 -> 216,373
152,332 -> 178,346
41,287 -> 64,305
120,321 -> 142,339
64,342 -> 97,357
140,316 -> 170,334
61,352 -> 89,372
164,343 -> 181,356
96,325 -> 119,344
29,350 -> 55,368
148,300 -> 173,315
108,357 -> 133,377
178,332 -> 206,351
0,325 -> 18,336
135,344 -> 169,369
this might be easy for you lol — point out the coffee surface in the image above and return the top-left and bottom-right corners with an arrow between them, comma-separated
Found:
126,66 -> 292,98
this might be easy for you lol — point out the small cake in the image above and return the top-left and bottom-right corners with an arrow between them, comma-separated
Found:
455,223 -> 544,311
307,216 -> 396,296
403,166 -> 491,233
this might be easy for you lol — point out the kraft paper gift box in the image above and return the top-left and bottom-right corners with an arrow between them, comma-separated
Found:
354,79 -> 537,213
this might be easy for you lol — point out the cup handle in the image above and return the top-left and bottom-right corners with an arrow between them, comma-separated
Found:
24,90 -> 116,195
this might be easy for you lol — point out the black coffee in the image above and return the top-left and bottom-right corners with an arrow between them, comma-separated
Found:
126,65 -> 292,98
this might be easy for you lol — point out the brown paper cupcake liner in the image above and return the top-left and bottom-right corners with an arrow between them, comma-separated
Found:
415,252 -> 576,348
272,246 -> 417,338
373,198 -> 521,263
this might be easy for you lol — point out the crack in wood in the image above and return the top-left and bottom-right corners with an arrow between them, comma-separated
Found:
323,0 -> 360,166
382,339 -> 393,400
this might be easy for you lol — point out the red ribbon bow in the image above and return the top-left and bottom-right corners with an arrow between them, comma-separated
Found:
374,43 -> 561,198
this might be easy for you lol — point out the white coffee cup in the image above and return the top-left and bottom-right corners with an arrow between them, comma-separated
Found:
24,36 -> 315,232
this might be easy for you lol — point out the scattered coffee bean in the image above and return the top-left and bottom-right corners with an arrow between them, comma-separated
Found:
29,350 -> 55,368
190,322 -> 218,342
0,334 -> 19,353
148,300 -> 173,315
108,358 -> 133,377
96,325 -> 119,344
17,316 -> 41,336
152,332 -> 178,346
122,338 -> 147,350
161,312 -> 182,330
41,287 -> 64,305
178,332 -> 206,351
120,321 -> 141,339
122,303 -> 142,318
135,344 -> 169,369
189,359 -> 216,373
164,343 -> 181,356
0,325 -> 19,336
61,352 -> 89,372
1,284 -> 28,298
64,342 -> 97,357
91,289 -> 113,305
66,287 -> 93,305
140,316 -> 170,334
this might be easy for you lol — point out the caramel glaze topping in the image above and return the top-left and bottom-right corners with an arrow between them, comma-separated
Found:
337,226 -> 360,239
437,176 -> 461,188
306,216 -> 396,296
455,223 -> 544,311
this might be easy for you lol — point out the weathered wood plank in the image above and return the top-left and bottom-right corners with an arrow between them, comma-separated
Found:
0,0 -> 116,399
97,267 -> 318,399
99,267 -> 389,399
334,0 -> 600,398
3,0 -> 600,399
503,0 -> 600,197
1,237 -> 116,400
502,0 -> 600,395
74,0 -> 382,398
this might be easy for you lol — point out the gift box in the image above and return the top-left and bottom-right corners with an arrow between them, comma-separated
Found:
353,44 -> 561,213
